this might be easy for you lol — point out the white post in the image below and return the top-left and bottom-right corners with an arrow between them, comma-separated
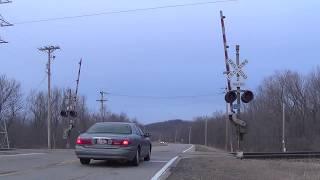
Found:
282,102 -> 286,152
188,127 -> 192,144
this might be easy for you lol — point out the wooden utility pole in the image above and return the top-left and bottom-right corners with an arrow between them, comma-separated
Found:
204,118 -> 208,146
39,45 -> 60,149
96,91 -> 108,121
174,129 -> 178,143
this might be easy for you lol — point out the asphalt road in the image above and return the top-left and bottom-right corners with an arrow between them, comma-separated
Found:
0,144 -> 191,180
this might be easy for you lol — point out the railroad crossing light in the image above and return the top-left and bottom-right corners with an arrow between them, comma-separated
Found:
60,110 -> 68,117
241,90 -> 254,103
69,110 -> 77,117
225,91 -> 237,103
61,110 -> 78,117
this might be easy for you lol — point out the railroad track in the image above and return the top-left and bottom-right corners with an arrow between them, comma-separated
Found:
231,151 -> 320,159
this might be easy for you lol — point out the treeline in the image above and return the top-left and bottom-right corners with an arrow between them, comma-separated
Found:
3,67 -> 320,151
0,75 -> 138,149
147,68 -> 320,152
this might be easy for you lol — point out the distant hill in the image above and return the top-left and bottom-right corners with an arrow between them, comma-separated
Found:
144,119 -> 192,143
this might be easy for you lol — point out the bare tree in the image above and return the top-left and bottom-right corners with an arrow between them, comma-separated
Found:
0,75 -> 22,148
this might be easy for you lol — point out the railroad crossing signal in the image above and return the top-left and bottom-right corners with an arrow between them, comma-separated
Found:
225,90 -> 254,104
225,91 -> 237,103
227,59 -> 248,80
241,90 -> 254,103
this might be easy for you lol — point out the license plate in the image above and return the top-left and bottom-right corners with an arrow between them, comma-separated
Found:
96,138 -> 111,145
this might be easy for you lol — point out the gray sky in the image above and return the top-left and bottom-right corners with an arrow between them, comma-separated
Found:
0,0 -> 319,123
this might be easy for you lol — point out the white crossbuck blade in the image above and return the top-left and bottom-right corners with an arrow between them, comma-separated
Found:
227,59 -> 248,80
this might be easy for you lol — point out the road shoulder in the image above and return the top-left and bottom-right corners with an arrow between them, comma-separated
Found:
166,145 -> 320,180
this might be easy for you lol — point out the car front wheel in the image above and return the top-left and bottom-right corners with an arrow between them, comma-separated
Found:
144,147 -> 151,161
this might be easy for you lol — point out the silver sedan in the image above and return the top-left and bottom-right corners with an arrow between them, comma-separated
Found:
75,122 -> 152,166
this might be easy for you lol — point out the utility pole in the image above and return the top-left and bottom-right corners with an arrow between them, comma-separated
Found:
188,127 -> 191,144
204,118 -> 207,146
0,6 -> 11,148
39,45 -> 60,149
0,0 -> 13,44
0,0 -> 12,4
174,129 -> 177,143
282,102 -> 286,152
96,91 -> 108,121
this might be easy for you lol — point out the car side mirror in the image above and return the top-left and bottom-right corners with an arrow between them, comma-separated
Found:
144,132 -> 151,137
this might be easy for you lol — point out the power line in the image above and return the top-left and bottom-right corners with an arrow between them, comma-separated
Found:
0,0 -> 12,44
14,0 -> 237,25
108,93 -> 218,99
34,74 -> 47,91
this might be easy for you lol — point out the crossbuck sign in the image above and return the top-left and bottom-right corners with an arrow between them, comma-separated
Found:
227,59 -> 248,80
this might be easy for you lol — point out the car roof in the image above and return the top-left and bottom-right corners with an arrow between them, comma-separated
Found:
94,122 -> 135,126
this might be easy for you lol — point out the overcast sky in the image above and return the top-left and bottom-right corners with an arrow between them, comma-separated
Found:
0,0 -> 319,123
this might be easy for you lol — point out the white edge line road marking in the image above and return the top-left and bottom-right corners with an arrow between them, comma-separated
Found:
151,145 -> 194,180
150,156 -> 178,180
0,153 -> 45,157
149,160 -> 169,163
182,145 -> 194,153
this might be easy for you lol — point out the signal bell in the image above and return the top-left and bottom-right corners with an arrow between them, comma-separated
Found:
225,91 -> 237,103
241,90 -> 254,103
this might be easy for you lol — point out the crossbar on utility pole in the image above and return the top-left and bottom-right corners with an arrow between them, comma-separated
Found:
96,91 -> 108,122
39,45 -> 60,149
0,0 -> 12,4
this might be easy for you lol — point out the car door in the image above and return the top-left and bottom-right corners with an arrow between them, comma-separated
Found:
131,125 -> 141,144
137,126 -> 148,156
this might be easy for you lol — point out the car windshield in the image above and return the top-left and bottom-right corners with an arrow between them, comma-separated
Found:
86,123 -> 132,134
